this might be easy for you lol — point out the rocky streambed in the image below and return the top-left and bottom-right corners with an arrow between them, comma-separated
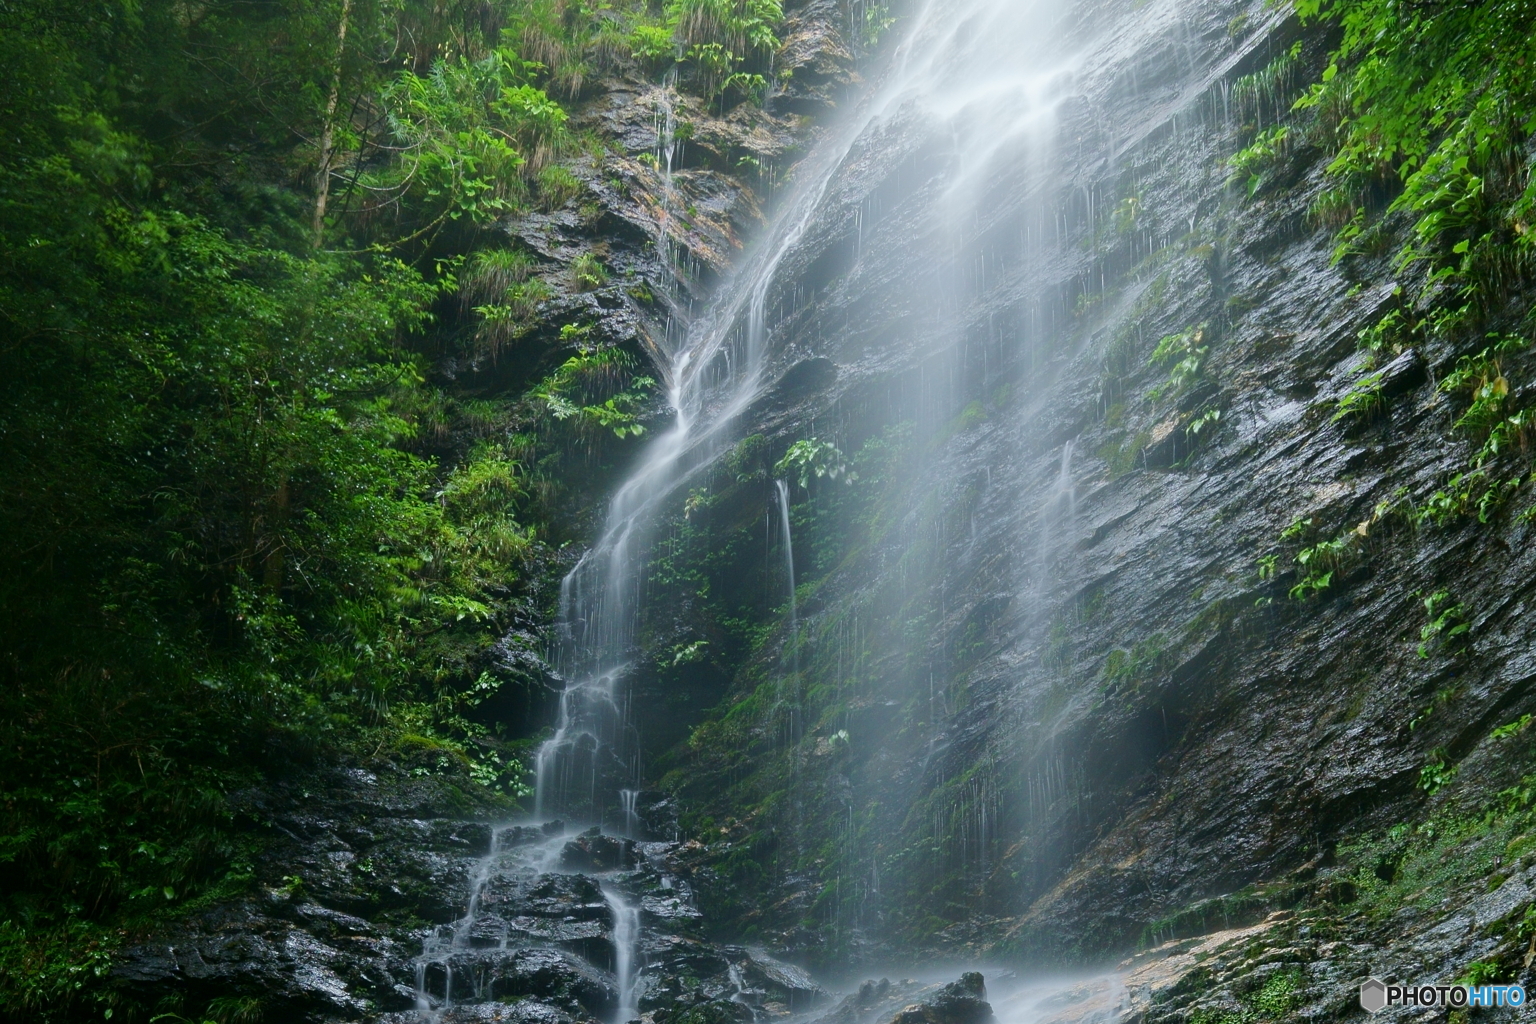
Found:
113,765 -> 839,1024
106,761 -> 1121,1024
109,758 -> 1536,1024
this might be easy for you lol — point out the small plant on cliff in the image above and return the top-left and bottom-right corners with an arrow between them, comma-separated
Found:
1418,590 -> 1469,658
1185,406 -> 1221,439
1333,370 -> 1387,422
1419,749 -> 1458,794
1290,534 -> 1355,599
1490,714 -> 1533,741
775,439 -> 853,489
1228,124 -> 1292,196
1357,305 -> 1416,356
726,433 -> 770,482
862,3 -> 897,47
571,252 -> 609,291
1419,335 -> 1534,525
1440,335 -> 1527,435
1149,323 -> 1210,401
1259,513 -> 1378,601
538,164 -> 584,208
534,345 -> 655,439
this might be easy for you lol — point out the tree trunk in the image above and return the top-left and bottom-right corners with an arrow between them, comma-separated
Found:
312,0 -> 354,248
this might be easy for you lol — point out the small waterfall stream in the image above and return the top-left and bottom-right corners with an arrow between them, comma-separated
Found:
774,478 -> 797,636
603,884 -> 641,1023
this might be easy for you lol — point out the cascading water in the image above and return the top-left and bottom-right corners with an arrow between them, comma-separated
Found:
652,69 -> 684,299
533,0 -> 1098,827
418,0 -> 1284,1019
603,884 -> 641,1023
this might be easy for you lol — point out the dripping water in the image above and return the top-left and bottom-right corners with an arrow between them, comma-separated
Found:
620,787 -> 640,838
775,478 -> 798,648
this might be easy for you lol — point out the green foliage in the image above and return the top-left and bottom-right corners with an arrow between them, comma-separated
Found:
723,72 -> 770,105
1490,715 -> 1533,741
1418,335 -> 1533,525
1419,748 -> 1458,794
0,0 -> 637,1014
571,252 -> 610,291
1295,0 -> 1536,298
376,53 -> 568,233
631,24 -> 678,65
1102,636 -> 1167,690
862,4 -> 898,47
1228,125 -> 1292,196
1440,336 -> 1526,434
1357,306 -> 1413,355
1289,535 -> 1353,600
1231,46 -> 1299,125
726,434 -> 771,482
1249,967 -> 1303,1019
1460,962 -> 1503,988
666,0 -> 784,100
0,919 -> 119,1019
1332,370 -> 1386,422
1417,591 -> 1469,659
1185,407 -> 1222,439
1150,323 -> 1210,401
668,0 -> 782,57
1418,470 -> 1519,527
1112,195 -> 1142,235
1258,515 -> 1373,602
463,248 -> 539,304
538,165 -> 585,209
1279,516 -> 1314,542
534,346 -> 655,438
670,641 -> 711,667
775,439 -> 853,490
462,248 -> 557,353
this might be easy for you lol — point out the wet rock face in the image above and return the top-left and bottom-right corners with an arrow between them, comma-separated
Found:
561,829 -> 639,872
113,765 -> 494,1020
439,0 -> 856,406
628,0 -> 1536,979
811,973 -> 994,1024
886,974 -> 993,1024
418,946 -> 618,1015
113,762 -> 832,1024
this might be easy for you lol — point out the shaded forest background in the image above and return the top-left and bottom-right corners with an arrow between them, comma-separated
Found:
0,0 -> 789,1012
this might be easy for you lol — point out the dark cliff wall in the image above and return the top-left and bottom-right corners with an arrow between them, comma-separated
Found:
625,0 -> 1536,975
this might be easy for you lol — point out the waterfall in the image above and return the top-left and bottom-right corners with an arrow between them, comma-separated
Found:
653,68 -> 683,300
1034,439 -> 1077,593
604,884 -> 642,1024
532,0 -> 1091,825
774,478 -> 797,634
